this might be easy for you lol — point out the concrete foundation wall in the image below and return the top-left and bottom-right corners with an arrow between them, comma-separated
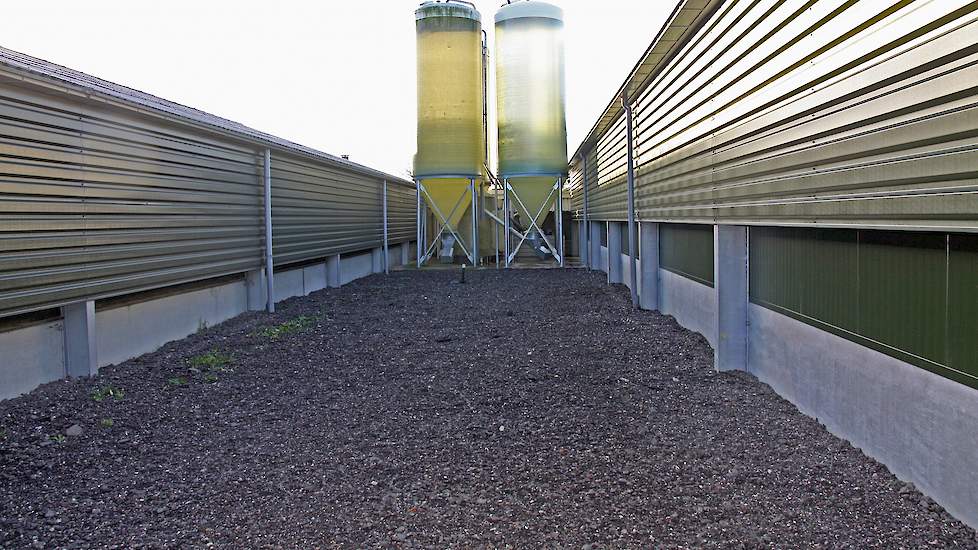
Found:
658,269 -> 716,348
748,304 -> 978,529
620,253 -> 635,291
97,280 -> 249,368
0,321 -> 65,399
2,243 -> 411,401
340,253 -> 374,286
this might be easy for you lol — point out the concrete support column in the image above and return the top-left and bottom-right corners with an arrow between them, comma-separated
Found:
608,222 -> 623,284
245,269 -> 267,311
589,222 -> 601,271
639,222 -> 660,311
401,242 -> 410,267
63,301 -> 97,377
570,219 -> 580,261
714,225 -> 749,372
577,221 -> 591,267
327,254 -> 341,288
371,247 -> 384,274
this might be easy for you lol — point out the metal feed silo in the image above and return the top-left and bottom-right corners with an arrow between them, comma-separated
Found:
414,0 -> 486,266
495,0 -> 567,266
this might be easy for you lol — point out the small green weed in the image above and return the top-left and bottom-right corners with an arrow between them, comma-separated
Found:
167,376 -> 188,386
187,351 -> 234,374
100,418 -> 114,428
0,427 -> 7,440
203,373 -> 219,384
257,316 -> 315,340
50,434 -> 66,444
91,386 -> 125,402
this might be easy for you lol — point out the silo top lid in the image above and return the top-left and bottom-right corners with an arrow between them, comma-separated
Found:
416,1 -> 482,22
495,1 -> 563,23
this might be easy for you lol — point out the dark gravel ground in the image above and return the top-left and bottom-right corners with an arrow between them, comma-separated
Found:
1,269 -> 976,549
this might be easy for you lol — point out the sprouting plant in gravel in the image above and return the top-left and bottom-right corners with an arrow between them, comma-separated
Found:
203,373 -> 219,384
187,351 -> 234,374
100,418 -> 114,428
197,319 -> 209,333
50,434 -> 66,444
91,386 -> 125,402
0,427 -> 7,440
256,315 -> 315,340
167,376 -> 188,387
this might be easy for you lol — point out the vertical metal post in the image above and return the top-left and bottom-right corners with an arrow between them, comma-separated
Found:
504,179 -> 511,268
557,177 -> 564,267
493,186 -> 500,268
263,148 -> 275,313
582,152 -> 590,270
416,179 -> 422,268
470,178 -> 479,266
622,93 -> 639,308
382,180 -> 389,274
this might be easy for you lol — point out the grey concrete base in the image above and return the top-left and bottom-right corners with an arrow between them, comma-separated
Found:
340,253 -> 374,286
1,244 -> 409,401
274,268 -> 305,303
327,254 -> 341,288
245,269 -> 266,311
578,221 -> 589,266
590,223 -> 602,270
97,280 -> 248,368
608,223 -> 623,284
400,242 -> 410,266
0,321 -> 65,399
749,304 -> 978,529
371,247 -> 384,274
63,301 -> 97,378
639,222 -> 659,311
619,252 -> 635,291
714,225 -> 748,372
659,269 -> 717,348
304,263 -> 328,294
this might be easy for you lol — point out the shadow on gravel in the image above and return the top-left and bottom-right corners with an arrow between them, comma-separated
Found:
1,269 -> 976,548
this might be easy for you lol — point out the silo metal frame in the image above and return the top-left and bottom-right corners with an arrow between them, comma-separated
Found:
499,173 -> 565,268
415,175 -> 482,267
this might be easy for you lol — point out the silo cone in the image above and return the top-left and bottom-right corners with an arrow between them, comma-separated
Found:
414,1 -> 485,261
495,1 -> 567,231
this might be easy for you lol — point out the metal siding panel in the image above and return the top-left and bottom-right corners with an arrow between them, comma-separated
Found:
948,234 -> 978,379
573,1 -> 978,232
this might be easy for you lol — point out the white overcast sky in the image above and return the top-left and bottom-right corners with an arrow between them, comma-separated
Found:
0,1 -> 675,178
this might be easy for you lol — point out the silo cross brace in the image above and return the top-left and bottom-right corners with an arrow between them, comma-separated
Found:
416,178 -> 478,266
504,178 -> 563,265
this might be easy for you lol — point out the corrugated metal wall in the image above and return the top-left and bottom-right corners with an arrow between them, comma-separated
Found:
569,0 -> 978,232
0,67 -> 414,319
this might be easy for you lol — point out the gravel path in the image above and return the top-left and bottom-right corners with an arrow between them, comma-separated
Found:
1,269 -> 975,549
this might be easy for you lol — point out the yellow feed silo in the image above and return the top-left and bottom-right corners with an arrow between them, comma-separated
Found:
415,1 -> 486,265
495,0 -> 567,265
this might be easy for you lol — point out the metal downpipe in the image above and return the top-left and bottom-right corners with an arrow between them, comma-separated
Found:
622,93 -> 639,308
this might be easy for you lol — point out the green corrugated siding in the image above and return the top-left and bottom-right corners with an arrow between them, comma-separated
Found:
750,228 -> 858,331
660,223 -> 714,287
858,232 -> 948,366
750,227 -> 977,389
949,234 -> 978,381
